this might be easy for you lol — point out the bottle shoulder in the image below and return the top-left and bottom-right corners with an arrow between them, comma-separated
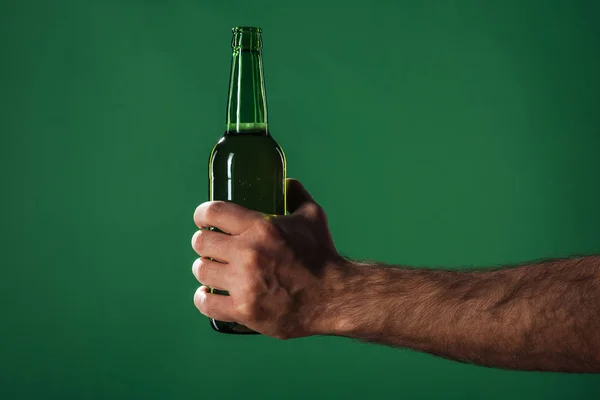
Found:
209,133 -> 285,165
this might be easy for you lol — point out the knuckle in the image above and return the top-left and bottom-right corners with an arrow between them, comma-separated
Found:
316,206 -> 327,221
194,202 -> 211,226
243,249 -> 263,270
305,202 -> 324,220
256,219 -> 280,239
236,295 -> 259,322
194,203 -> 204,220
192,257 -> 201,277
192,229 -> 205,250
193,287 -> 207,312
244,277 -> 263,294
205,201 -> 223,220
195,259 -> 208,281
197,301 -> 209,316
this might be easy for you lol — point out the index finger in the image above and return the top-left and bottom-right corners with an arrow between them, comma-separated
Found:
194,201 -> 261,235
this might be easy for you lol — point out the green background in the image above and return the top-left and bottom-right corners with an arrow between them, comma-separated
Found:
1,0 -> 599,398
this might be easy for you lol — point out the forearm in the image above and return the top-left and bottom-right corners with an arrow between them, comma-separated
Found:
319,255 -> 600,372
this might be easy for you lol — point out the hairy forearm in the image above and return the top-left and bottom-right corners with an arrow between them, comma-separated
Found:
320,255 -> 600,372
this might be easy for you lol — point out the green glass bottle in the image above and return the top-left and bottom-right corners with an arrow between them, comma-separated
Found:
207,27 -> 286,334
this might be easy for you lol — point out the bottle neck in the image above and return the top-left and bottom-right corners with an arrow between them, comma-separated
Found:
226,29 -> 268,135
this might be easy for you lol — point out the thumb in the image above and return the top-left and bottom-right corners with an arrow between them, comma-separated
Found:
285,178 -> 315,214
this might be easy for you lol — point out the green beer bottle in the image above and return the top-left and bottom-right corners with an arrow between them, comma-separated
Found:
207,27 -> 286,334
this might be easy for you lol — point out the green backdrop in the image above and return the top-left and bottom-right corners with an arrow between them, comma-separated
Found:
1,0 -> 599,399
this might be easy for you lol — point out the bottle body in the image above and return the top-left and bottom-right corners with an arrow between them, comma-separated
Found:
208,131 -> 285,334
207,27 -> 285,334
210,132 -> 286,217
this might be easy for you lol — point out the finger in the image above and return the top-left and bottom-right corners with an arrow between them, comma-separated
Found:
194,201 -> 261,235
192,257 -> 232,290
194,286 -> 236,322
286,179 -> 314,214
285,179 -> 323,220
191,229 -> 232,261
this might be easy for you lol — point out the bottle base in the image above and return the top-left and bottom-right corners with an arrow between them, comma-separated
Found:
208,287 -> 258,334
209,318 -> 258,334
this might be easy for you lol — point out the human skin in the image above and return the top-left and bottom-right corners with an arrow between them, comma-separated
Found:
191,179 -> 600,373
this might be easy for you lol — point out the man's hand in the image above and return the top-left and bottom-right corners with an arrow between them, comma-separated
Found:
191,179 -> 600,372
191,179 -> 344,339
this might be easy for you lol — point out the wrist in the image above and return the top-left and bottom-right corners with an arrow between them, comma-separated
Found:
310,258 -> 370,337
